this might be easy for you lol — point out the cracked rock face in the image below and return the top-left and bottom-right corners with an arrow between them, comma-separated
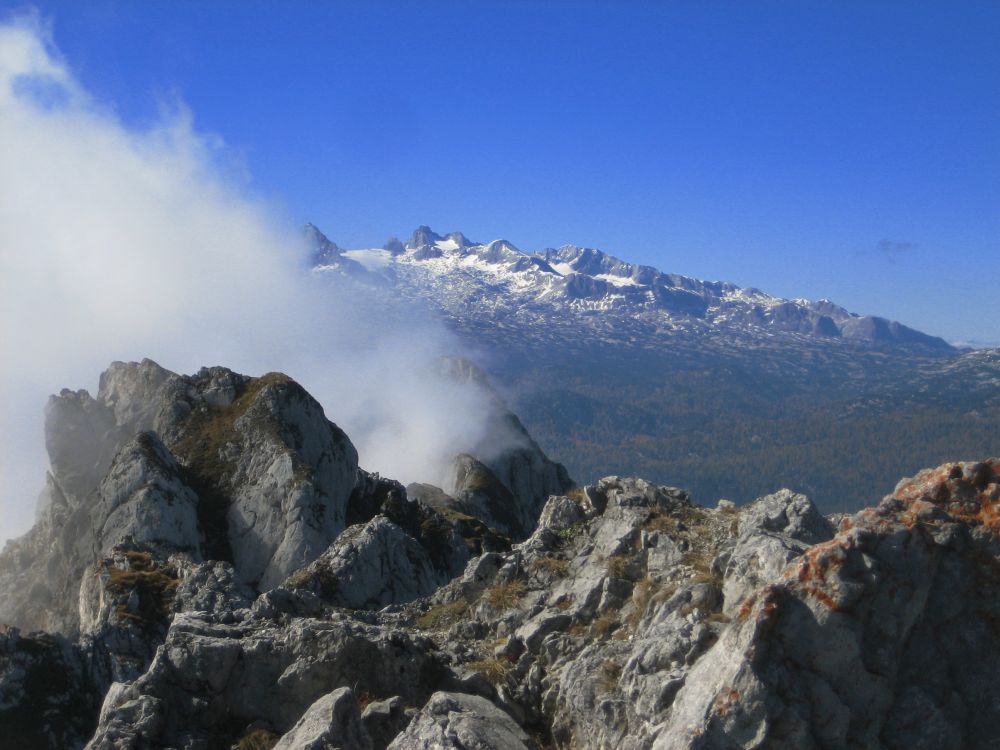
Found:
657,459 -> 1000,750
387,691 -> 531,750
0,360 -> 359,635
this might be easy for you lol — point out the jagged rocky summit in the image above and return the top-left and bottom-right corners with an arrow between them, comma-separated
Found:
2,361 -> 999,749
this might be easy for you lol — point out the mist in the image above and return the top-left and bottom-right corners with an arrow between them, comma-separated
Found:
0,17 -> 498,544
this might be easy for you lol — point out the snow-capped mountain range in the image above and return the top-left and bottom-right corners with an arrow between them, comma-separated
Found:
306,223 -> 998,513
307,223 -> 953,355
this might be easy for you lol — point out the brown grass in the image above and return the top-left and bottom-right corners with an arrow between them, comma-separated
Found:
643,513 -> 677,533
415,599 -> 469,629
626,577 -> 655,630
464,657 -> 511,686
234,727 -> 280,750
605,554 -> 631,579
705,611 -> 732,625
484,579 -> 526,612
106,564 -> 179,624
530,556 -> 570,578
598,659 -> 622,693
591,608 -> 621,638
689,569 -> 723,586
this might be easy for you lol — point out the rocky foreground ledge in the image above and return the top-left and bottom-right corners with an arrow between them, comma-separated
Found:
1,361 -> 998,749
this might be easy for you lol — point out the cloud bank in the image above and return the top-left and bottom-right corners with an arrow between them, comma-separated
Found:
0,16 -> 496,543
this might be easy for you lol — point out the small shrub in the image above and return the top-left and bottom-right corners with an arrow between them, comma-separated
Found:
106,564 -> 179,624
124,550 -> 154,571
484,579 -> 526,612
555,522 -> 585,545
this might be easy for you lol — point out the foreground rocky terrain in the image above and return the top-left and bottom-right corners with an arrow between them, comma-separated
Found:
2,360 -> 1000,749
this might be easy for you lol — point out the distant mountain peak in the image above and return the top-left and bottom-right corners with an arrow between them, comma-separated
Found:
406,225 -> 443,249
305,222 -> 955,356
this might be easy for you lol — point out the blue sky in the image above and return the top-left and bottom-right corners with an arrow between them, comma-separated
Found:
8,1 -> 1000,343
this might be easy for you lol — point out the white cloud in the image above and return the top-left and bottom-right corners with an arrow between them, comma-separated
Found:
0,16 -> 496,543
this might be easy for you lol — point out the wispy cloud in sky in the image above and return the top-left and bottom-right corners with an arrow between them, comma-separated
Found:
0,15 -> 497,543
875,239 -> 916,262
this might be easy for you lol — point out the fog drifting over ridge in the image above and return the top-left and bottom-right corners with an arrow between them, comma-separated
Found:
0,17 -> 498,544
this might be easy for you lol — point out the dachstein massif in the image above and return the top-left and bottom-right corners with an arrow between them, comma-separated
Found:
1,228 -> 999,749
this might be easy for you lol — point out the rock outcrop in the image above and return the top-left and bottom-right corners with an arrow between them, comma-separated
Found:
4,360 -> 1000,750
0,361 -> 359,634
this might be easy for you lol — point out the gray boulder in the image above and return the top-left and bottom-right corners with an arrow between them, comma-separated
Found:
85,611 -> 446,749
272,687 -> 372,750
721,489 -> 833,615
285,516 -> 442,609
655,459 -> 1000,750
386,691 -> 530,750
0,361 -> 359,635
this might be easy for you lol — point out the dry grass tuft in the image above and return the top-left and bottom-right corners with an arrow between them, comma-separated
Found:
530,556 -> 570,578
626,577 -> 656,630
591,608 -> 621,638
598,659 -> 622,693
643,512 -> 677,534
464,657 -> 511,686
234,727 -> 280,750
605,554 -> 631,579
416,599 -> 469,629
484,579 -> 526,612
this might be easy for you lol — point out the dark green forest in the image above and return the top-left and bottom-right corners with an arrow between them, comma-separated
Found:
498,346 -> 1000,514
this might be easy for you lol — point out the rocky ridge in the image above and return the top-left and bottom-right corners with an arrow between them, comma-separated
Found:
2,361 -> 999,749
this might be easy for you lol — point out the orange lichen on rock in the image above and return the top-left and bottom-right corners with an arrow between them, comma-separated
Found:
713,687 -> 741,717
890,461 -> 1000,532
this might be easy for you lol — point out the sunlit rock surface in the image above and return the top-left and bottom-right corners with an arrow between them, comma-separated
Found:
4,360 -> 1000,749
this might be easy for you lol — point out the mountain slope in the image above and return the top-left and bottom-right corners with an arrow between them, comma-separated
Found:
309,225 -> 999,512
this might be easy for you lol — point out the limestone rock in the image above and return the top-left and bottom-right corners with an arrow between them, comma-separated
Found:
0,361 -> 359,635
92,432 -> 202,558
386,691 -> 531,750
721,489 -> 833,615
361,696 -> 411,750
85,611 -> 446,749
655,459 -> 1000,750
285,516 -> 441,609
272,687 -> 372,750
